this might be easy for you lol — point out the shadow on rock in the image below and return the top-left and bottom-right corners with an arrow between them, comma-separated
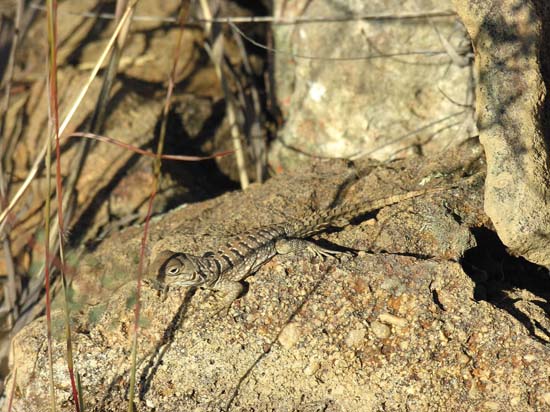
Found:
461,227 -> 550,344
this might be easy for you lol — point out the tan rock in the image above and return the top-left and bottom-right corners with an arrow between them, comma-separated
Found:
8,148 -> 550,411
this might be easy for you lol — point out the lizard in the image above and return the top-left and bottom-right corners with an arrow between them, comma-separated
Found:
152,174 -> 480,312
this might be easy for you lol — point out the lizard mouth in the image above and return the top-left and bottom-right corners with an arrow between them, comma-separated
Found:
171,272 -> 206,287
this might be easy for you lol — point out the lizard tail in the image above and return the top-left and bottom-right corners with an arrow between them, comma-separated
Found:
287,174 -> 482,238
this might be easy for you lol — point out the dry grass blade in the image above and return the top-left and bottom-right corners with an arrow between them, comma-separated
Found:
201,1 -> 249,189
6,367 -> 16,412
46,0 -> 82,410
76,371 -> 84,411
230,23 -> 266,182
209,38 -> 249,189
194,9 -> 457,24
198,0 -> 212,36
200,1 -> 249,188
127,2 -> 190,409
349,110 -> 467,160
69,132 -> 234,161
127,192 -> 155,412
44,2 -> 58,410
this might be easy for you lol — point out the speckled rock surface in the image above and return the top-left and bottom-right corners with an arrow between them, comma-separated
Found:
7,144 -> 550,411
453,0 -> 550,267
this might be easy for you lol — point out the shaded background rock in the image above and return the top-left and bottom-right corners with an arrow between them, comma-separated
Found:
269,0 -> 475,171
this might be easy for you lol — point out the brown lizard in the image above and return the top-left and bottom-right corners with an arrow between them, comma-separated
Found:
153,174 -> 480,311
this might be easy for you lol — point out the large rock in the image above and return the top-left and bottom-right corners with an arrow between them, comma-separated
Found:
7,145 -> 550,411
453,0 -> 550,266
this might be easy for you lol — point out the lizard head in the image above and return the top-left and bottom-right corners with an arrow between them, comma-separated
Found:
152,251 -> 208,287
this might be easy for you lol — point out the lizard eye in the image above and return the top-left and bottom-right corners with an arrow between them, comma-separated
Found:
166,265 -> 180,276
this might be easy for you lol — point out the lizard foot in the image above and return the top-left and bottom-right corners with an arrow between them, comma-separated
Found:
306,243 -> 349,259
143,279 -> 170,301
276,238 -> 346,259
206,280 -> 244,316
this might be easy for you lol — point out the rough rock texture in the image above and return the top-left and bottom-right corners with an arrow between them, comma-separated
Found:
453,0 -> 550,267
6,144 -> 550,411
269,0 -> 475,170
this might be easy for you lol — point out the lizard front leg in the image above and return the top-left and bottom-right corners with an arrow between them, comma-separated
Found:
209,280 -> 245,315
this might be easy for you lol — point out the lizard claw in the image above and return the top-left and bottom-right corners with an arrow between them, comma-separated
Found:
308,244 -> 344,260
144,278 -> 165,291
144,279 -> 171,301
204,287 -> 239,317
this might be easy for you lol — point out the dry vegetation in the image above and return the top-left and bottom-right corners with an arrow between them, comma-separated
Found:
0,1 -> 273,409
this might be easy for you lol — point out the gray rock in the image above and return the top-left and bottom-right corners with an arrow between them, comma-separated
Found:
270,0 -> 475,170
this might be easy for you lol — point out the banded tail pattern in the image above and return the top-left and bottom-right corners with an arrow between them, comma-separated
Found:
287,180 -> 468,239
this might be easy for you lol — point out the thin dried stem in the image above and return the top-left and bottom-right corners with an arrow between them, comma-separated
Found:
44,0 -> 58,408
127,1 -> 190,410
69,132 -> 233,161
45,0 -> 83,409
349,110 -> 467,160
207,39 -> 249,188
198,0 -> 212,36
6,367 -> 16,412
29,4 -> 456,25
229,21 -> 447,61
